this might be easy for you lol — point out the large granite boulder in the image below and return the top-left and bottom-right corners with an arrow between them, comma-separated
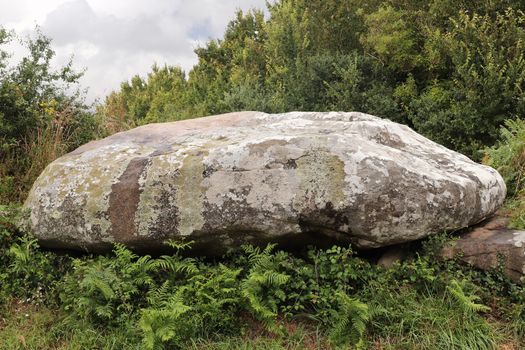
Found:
24,111 -> 506,253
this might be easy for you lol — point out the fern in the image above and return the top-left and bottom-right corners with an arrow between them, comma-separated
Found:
60,244 -> 162,325
140,294 -> 192,350
140,264 -> 242,349
149,240 -> 199,276
163,239 -> 195,251
485,118 -> 525,196
446,279 -> 490,317
241,244 -> 290,333
8,236 -> 37,272
111,243 -> 157,286
2,233 -> 59,303
329,292 -> 370,348
150,254 -> 198,276
146,280 -> 172,306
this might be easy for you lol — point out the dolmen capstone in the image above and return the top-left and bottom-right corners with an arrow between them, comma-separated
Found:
24,111 -> 506,253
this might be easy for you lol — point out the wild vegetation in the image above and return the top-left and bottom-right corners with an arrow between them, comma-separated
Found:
2,0 -> 525,348
1,210 -> 525,349
486,119 -> 525,229
97,1 -> 525,160
0,29 -> 96,203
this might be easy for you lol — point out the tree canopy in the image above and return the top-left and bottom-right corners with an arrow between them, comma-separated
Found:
0,29 -> 94,202
98,0 -> 525,159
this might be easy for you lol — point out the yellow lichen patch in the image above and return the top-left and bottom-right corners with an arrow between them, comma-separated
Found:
135,140 -> 227,237
175,149 -> 207,236
135,153 -> 182,236
293,150 -> 346,211
26,145 -> 153,240
85,146 -> 156,237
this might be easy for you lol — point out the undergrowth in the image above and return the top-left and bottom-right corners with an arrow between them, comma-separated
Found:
1,206 -> 525,349
485,118 -> 525,228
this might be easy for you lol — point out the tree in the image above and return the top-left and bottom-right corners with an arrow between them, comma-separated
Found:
0,29 -> 88,148
103,64 -> 188,125
0,28 -> 93,203
96,0 -> 525,160
407,10 -> 525,156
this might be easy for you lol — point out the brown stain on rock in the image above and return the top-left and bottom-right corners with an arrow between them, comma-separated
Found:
108,157 -> 149,241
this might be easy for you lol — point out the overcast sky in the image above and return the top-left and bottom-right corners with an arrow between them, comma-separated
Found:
1,0 -> 269,103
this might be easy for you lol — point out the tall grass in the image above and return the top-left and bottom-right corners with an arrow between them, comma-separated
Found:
95,92 -> 136,137
0,106 -> 78,204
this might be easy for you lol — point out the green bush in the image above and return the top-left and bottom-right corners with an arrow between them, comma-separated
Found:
140,264 -> 242,349
1,210 -> 524,349
0,28 -> 96,203
406,10 -> 525,157
0,206 -> 69,305
59,244 -> 159,325
95,1 -> 525,160
485,118 -> 525,228
1,226 -> 524,348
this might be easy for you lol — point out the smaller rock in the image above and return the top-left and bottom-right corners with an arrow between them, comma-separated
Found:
377,244 -> 410,268
440,216 -> 525,283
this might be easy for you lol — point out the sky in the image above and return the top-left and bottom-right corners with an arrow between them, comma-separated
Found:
0,0 -> 269,103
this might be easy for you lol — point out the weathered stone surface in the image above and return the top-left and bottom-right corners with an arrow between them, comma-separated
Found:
441,216 -> 525,283
24,111 -> 506,253
377,244 -> 410,268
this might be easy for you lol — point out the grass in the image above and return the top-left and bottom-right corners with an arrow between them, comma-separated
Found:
0,302 -> 326,350
1,214 -> 524,349
0,108 -> 78,204
1,269 -> 524,349
0,303 -> 141,350
0,301 -> 523,349
367,285 -> 495,349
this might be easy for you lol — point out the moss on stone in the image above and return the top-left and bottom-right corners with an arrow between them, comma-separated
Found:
294,150 -> 346,211
175,149 -> 207,236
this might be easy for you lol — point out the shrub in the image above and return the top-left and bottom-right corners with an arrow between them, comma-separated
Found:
1,231 -> 524,348
485,118 -> 525,228
59,244 -> 158,325
140,264 -> 242,349
240,244 -> 290,332
0,29 -> 96,203
0,206 -> 69,304
329,292 -> 369,348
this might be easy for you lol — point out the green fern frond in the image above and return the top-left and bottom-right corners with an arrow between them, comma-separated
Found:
139,294 -> 192,350
446,279 -> 490,315
8,236 -> 37,269
150,255 -> 199,275
239,244 -> 289,334
329,292 -> 370,348
163,239 -> 194,252
112,242 -> 138,262
146,280 -> 172,307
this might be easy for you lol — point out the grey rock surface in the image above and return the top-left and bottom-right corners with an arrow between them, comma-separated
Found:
24,111 -> 507,252
441,216 -> 525,283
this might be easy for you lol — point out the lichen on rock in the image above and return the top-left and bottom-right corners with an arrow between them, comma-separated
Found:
24,111 -> 507,253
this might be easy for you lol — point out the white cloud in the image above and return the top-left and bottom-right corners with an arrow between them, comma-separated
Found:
1,0 -> 269,103
0,0 -> 74,34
